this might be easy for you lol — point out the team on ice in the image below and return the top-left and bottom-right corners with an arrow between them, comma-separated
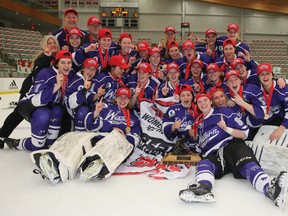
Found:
0,7 -> 288,210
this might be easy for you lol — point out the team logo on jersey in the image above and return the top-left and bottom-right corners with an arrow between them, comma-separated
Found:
168,110 -> 175,117
270,105 -> 281,114
105,82 -> 112,91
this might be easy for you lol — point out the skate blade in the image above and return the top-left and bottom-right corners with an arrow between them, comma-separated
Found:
39,154 -> 60,185
179,189 -> 215,203
79,159 -> 103,182
275,172 -> 288,210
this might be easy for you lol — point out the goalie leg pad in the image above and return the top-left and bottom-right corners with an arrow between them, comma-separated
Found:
78,130 -> 134,180
48,132 -> 98,179
79,155 -> 104,181
246,125 -> 288,176
31,151 -> 62,185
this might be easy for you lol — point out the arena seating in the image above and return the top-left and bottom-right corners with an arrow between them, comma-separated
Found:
250,39 -> 288,78
0,27 -> 42,78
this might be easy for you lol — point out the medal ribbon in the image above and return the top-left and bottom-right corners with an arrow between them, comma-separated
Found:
121,108 -> 131,130
98,46 -> 108,69
262,83 -> 274,115
120,52 -> 129,64
192,113 -> 204,140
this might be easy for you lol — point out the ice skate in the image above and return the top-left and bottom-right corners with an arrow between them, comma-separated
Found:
179,183 -> 215,203
1,137 -> 20,149
79,158 -> 104,181
266,171 -> 288,210
34,152 -> 61,185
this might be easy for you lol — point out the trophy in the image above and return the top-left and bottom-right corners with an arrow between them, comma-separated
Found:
161,136 -> 201,165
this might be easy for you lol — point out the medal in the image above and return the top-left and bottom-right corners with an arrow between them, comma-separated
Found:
121,107 -> 131,133
262,82 -> 274,121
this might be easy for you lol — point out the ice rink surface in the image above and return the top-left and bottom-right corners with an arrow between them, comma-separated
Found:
0,93 -> 287,216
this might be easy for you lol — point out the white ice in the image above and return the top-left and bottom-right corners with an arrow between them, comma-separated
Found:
0,93 -> 287,216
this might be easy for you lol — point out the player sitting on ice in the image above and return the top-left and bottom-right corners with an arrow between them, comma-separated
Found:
179,92 -> 288,209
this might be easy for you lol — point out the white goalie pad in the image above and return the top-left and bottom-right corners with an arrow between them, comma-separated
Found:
30,132 -> 98,183
78,129 -> 134,181
246,125 -> 288,176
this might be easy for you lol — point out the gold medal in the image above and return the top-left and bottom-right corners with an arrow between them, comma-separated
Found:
126,127 -> 131,132
264,113 -> 269,120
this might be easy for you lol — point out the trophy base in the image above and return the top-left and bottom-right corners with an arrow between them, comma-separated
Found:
161,152 -> 201,165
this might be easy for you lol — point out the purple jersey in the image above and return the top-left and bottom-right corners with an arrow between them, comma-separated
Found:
225,84 -> 266,128
196,107 -> 248,157
73,42 -> 117,72
262,80 -> 288,128
126,74 -> 158,100
217,35 -> 250,54
243,68 -> 260,87
85,102 -> 140,146
65,72 -> 90,117
157,79 -> 187,98
195,41 -> 223,60
19,67 -> 65,106
162,103 -> 196,149
176,54 -> 212,80
52,28 -> 87,48
87,72 -> 127,106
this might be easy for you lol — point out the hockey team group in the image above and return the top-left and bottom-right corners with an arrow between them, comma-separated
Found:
0,7 -> 288,209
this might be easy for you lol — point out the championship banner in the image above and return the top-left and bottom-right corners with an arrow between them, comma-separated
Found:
17,58 -> 32,74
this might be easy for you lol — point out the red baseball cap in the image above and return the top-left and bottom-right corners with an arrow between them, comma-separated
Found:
196,92 -> 211,101
87,16 -> 102,25
56,50 -> 72,60
64,8 -> 78,17
206,63 -> 220,73
179,84 -> 193,94
119,32 -> 132,41
137,41 -> 149,51
209,86 -> 225,95
231,58 -> 245,69
116,87 -> 131,99
191,59 -> 203,68
66,27 -> 82,42
223,38 -> 236,48
205,28 -> 217,36
109,56 -> 130,69
137,62 -> 152,73
225,69 -> 241,80
165,26 -> 176,33
83,58 -> 98,68
257,63 -> 273,75
182,40 -> 195,50
167,40 -> 179,51
227,23 -> 239,32
148,46 -> 161,56
98,28 -> 112,39
166,62 -> 179,72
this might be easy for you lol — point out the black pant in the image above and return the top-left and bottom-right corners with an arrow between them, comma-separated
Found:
0,75 -> 32,138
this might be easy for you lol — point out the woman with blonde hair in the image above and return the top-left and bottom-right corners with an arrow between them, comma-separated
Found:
158,26 -> 177,59
0,35 -> 60,148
